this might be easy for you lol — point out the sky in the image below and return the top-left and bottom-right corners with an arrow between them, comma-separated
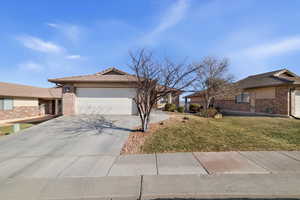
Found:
1,0 -> 300,88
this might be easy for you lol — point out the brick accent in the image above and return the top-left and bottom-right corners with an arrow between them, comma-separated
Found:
62,92 -> 76,115
255,99 -> 276,113
214,100 -> 250,112
274,86 -> 289,115
0,106 -> 40,121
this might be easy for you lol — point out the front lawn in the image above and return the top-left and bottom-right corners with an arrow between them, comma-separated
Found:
140,114 -> 300,153
0,123 -> 33,136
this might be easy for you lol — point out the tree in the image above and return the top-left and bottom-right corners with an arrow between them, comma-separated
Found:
129,49 -> 197,132
193,57 -> 234,110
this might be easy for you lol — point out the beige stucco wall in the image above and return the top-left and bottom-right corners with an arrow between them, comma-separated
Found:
13,98 -> 39,107
247,87 -> 275,99
74,82 -> 137,88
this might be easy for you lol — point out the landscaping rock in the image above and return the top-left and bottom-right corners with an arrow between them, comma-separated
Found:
214,113 -> 223,119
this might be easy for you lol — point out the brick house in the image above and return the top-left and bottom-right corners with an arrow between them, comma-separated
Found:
0,67 -> 180,121
0,82 -> 62,123
185,69 -> 300,118
48,67 -> 180,115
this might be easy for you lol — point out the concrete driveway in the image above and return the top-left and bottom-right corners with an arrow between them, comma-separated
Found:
0,112 -> 169,179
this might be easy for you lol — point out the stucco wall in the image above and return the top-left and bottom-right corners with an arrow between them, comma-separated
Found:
14,98 -> 38,107
248,87 -> 275,99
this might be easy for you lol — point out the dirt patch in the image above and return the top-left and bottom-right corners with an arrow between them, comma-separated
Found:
121,113 -> 189,154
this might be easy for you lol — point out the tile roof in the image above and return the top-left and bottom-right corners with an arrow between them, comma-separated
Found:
48,67 -> 138,84
0,82 -> 62,99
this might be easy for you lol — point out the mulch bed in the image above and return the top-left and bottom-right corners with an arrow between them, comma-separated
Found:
121,113 -> 183,154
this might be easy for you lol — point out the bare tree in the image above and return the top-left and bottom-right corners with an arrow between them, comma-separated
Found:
193,57 -> 234,110
129,49 -> 197,132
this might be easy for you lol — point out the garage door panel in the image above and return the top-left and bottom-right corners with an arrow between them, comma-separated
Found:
76,88 -> 137,115
77,88 -> 136,98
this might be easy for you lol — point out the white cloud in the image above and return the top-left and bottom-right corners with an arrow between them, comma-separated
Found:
241,36 -> 300,59
141,0 -> 189,45
18,61 -> 43,72
17,35 -> 64,53
65,54 -> 81,60
47,22 -> 82,43
46,23 -> 59,28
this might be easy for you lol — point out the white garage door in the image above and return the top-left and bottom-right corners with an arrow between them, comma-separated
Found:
76,88 -> 137,115
295,90 -> 300,117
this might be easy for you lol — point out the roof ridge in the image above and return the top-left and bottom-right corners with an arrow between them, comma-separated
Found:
0,81 -> 47,89
95,67 -> 129,75
247,69 -> 287,78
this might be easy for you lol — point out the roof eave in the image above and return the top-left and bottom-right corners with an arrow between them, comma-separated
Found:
48,80 -> 138,84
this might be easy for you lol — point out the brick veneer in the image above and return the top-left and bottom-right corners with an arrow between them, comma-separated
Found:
0,106 -> 40,121
254,88 -> 289,115
255,99 -> 276,113
214,100 -> 250,112
62,92 -> 76,115
214,86 -> 290,115
274,86 -> 289,115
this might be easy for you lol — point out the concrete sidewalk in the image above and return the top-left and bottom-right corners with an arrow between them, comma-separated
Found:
1,173 -> 300,199
1,151 -> 300,199
1,151 -> 300,178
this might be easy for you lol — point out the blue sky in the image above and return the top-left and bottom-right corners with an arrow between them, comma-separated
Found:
1,0 -> 300,87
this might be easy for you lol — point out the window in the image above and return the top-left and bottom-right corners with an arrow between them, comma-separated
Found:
236,93 -> 249,103
0,98 -> 13,110
63,86 -> 71,93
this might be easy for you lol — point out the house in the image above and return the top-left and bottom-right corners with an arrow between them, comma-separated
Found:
0,82 -> 62,123
185,69 -> 300,118
48,67 -> 180,115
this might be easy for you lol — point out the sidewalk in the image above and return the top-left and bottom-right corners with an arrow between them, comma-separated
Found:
1,173 -> 300,199
1,151 -> 300,199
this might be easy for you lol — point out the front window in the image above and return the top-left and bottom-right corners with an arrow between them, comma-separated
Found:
0,98 -> 13,110
235,93 -> 249,103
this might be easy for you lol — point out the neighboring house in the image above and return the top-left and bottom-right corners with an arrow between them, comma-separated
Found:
185,69 -> 300,118
48,67 -> 180,115
0,82 -> 62,123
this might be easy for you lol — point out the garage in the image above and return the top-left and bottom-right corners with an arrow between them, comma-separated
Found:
295,90 -> 300,117
76,88 -> 137,115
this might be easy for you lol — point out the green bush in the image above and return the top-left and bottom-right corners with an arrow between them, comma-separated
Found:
199,108 -> 218,118
164,103 -> 177,112
189,104 -> 200,113
177,106 -> 184,113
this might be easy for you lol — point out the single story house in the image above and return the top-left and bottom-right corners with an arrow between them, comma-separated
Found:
0,82 -> 62,123
185,69 -> 300,118
49,67 -> 180,115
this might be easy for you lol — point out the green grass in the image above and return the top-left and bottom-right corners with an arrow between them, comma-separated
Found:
141,115 -> 300,153
0,123 -> 33,135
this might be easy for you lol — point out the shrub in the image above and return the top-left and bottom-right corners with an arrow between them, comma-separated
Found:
189,104 -> 200,113
199,108 -> 218,118
265,107 -> 274,114
164,103 -> 176,112
177,106 -> 184,113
